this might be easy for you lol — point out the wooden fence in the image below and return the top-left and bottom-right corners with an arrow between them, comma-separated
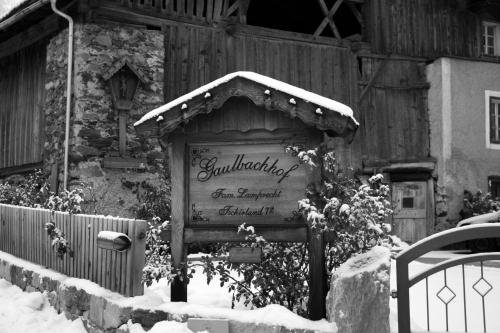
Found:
0,204 -> 147,296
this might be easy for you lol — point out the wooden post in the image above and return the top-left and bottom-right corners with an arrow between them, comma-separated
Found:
50,162 -> 59,194
131,219 -> 147,296
168,134 -> 188,301
119,111 -> 127,156
308,228 -> 327,320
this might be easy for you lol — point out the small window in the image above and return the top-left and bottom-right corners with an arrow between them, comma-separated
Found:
482,22 -> 500,56
402,197 -> 414,209
490,97 -> 500,144
488,176 -> 500,199
485,91 -> 500,149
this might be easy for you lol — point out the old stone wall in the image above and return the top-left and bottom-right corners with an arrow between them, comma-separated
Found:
44,23 -> 166,218
0,252 -> 331,333
44,28 -> 69,168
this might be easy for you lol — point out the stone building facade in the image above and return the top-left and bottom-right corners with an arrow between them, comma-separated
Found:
44,23 -> 166,218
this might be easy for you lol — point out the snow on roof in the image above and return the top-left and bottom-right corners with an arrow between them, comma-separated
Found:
0,0 -> 32,21
134,71 -> 358,127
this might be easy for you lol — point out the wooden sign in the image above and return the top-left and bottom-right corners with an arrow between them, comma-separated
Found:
188,142 -> 307,225
228,247 -> 263,264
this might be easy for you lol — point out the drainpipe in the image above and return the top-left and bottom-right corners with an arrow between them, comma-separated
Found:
50,0 -> 73,191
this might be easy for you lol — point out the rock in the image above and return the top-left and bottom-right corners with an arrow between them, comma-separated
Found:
130,309 -> 170,329
89,295 -> 107,328
94,34 -> 112,47
326,246 -> 391,333
103,301 -> 132,330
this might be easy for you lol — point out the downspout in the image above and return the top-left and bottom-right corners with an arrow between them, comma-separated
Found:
50,0 -> 73,191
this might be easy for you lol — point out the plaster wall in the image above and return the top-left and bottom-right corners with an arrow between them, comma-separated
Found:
44,23 -> 166,218
427,57 -> 500,222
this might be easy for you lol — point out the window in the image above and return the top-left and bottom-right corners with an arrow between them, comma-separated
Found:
488,176 -> 500,199
485,91 -> 500,149
482,21 -> 500,56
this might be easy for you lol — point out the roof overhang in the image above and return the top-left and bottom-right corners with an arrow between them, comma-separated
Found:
134,71 -> 358,139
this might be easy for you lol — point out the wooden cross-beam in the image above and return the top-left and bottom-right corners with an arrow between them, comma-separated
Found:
314,0 -> 344,39
223,0 -> 251,24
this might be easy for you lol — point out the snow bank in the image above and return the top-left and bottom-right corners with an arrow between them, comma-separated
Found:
0,250 -> 334,333
119,320 -> 205,333
0,278 -> 87,333
327,246 -> 391,333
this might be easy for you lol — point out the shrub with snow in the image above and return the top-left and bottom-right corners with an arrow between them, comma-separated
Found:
0,170 -> 87,258
142,144 -> 393,319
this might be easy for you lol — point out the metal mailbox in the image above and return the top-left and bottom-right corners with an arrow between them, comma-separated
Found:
97,231 -> 132,252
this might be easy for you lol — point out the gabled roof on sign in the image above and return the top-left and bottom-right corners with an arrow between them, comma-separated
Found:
134,72 -> 358,138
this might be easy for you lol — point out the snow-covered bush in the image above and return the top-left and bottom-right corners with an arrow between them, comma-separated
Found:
200,226 -> 310,316
198,144 -> 393,318
288,144 -> 393,271
0,170 -> 88,258
460,190 -> 500,220
0,170 -> 49,207
140,144 -> 393,318
142,218 -> 173,286
44,189 -> 85,214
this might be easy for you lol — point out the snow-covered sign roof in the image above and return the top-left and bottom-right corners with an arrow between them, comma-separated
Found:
134,71 -> 358,138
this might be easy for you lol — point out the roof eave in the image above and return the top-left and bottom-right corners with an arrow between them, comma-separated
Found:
135,75 -> 358,140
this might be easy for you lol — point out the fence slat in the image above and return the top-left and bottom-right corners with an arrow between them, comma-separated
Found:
0,204 -> 145,296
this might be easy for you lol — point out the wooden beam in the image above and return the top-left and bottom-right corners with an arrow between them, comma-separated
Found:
161,224 -> 309,243
0,161 -> 43,177
357,54 -> 389,103
314,0 -> 343,39
158,224 -> 344,244
357,82 -> 430,90
0,14 -> 59,59
169,134 -> 188,301
308,231 -> 326,319
119,111 -> 127,156
346,2 -> 363,25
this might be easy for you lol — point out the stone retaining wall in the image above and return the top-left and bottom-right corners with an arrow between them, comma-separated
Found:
0,252 -> 333,333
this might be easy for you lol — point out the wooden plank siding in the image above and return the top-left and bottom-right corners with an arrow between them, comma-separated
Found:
163,23 -> 354,108
0,204 -> 147,296
358,57 -> 430,162
363,0 -> 481,58
101,0 -> 247,24
0,42 -> 46,170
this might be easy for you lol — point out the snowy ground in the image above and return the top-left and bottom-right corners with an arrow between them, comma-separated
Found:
0,279 -> 87,333
390,259 -> 500,333
1,251 -> 499,333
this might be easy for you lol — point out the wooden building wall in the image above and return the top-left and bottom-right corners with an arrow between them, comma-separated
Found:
0,42 -> 46,170
364,0 -> 481,58
358,56 -> 430,163
163,23 -> 356,108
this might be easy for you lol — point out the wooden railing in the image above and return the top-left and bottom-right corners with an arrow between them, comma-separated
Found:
108,0 -> 250,23
0,204 -> 147,296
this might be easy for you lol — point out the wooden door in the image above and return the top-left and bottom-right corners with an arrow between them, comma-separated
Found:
392,181 -> 427,243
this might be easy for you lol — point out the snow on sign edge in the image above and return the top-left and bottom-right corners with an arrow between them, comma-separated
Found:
134,71 -> 358,127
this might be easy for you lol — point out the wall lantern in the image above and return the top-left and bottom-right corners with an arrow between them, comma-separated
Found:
103,58 -> 149,157
97,231 -> 132,252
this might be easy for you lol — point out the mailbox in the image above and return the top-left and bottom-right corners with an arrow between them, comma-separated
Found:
97,231 -> 132,251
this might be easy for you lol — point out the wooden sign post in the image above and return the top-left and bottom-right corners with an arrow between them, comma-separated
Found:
134,72 -> 358,319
